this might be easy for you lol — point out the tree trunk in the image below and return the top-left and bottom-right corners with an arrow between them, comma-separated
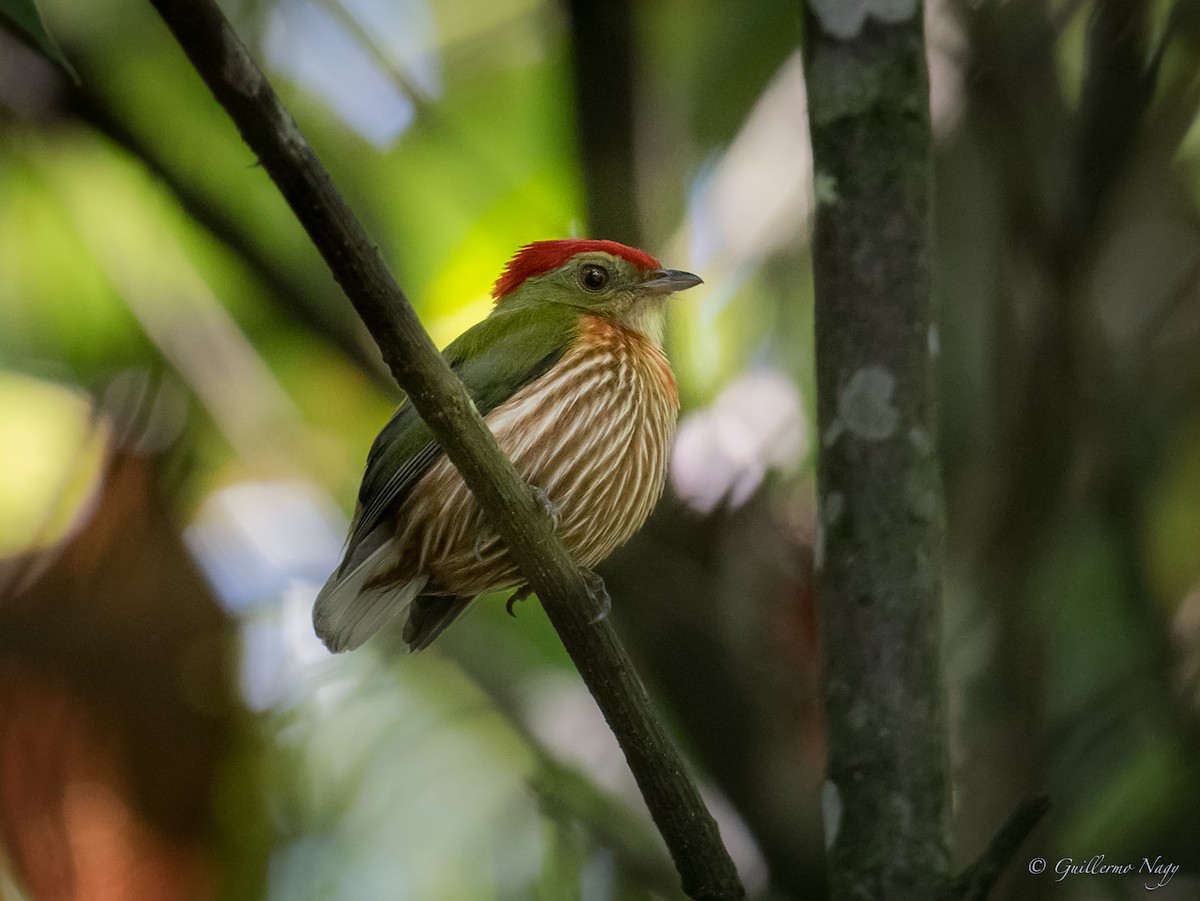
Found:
804,6 -> 949,899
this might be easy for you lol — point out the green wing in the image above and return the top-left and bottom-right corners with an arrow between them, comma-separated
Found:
341,301 -> 580,568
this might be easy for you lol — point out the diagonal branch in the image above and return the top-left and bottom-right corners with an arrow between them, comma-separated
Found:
941,796 -> 1051,901
143,1 -> 745,898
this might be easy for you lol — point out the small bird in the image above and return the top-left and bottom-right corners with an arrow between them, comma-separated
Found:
313,239 -> 702,653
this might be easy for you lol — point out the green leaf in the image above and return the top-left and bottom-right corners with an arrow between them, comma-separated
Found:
0,0 -> 78,82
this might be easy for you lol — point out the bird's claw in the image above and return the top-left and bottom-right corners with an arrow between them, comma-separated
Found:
581,569 -> 611,624
533,486 -> 561,531
506,585 -> 533,618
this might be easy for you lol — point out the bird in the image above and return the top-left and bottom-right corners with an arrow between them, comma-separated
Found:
313,239 -> 702,653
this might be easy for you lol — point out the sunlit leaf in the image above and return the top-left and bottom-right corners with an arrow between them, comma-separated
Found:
0,373 -> 107,555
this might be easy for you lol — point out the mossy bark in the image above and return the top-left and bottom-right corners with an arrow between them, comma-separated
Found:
804,9 -> 950,900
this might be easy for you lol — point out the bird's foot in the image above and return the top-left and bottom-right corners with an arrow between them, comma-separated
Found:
532,485 -> 561,531
506,585 -> 533,618
581,569 -> 611,624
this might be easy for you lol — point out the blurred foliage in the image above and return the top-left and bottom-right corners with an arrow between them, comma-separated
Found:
0,0 -> 75,79
3,0 -> 1200,899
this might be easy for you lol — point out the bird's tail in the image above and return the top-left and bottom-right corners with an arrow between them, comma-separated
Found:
401,595 -> 479,652
312,536 -> 428,653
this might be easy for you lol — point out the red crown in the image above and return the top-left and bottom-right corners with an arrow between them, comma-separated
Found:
492,239 -> 662,302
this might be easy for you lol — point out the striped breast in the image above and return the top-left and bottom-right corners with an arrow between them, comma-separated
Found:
384,314 -> 679,597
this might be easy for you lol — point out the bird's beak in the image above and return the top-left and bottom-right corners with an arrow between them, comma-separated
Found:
640,268 -> 704,295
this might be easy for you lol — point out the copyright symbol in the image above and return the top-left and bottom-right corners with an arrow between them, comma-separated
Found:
1028,858 -> 1046,875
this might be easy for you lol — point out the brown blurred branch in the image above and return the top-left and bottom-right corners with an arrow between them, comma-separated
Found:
804,7 -> 948,900
142,1 -> 744,898
0,449 -> 243,901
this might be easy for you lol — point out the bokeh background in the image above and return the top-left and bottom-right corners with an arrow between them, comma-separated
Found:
2,0 -> 1200,898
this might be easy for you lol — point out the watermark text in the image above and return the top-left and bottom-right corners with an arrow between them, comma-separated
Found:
1026,855 -> 1178,891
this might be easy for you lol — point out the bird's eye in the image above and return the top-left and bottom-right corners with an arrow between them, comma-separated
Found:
580,264 -> 609,292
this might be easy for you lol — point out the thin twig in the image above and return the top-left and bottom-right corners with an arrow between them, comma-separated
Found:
143,1 -> 744,898
942,796 -> 1051,901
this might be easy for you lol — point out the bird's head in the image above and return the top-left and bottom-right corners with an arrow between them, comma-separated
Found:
491,239 -> 702,345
